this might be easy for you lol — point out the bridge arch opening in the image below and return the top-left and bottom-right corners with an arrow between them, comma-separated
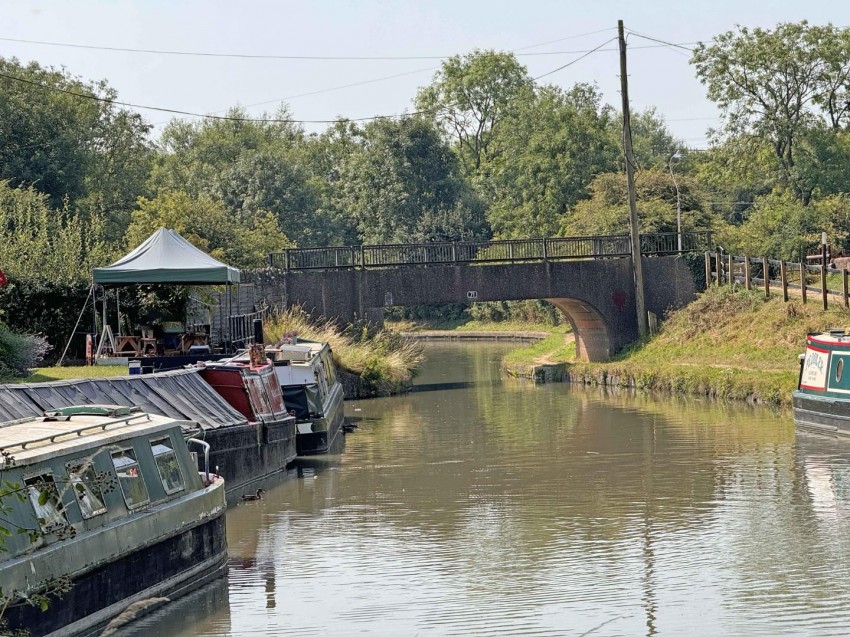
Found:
546,298 -> 613,363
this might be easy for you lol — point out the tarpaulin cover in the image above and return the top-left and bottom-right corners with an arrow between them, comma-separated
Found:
92,228 -> 240,285
281,384 -> 322,420
0,368 -> 247,430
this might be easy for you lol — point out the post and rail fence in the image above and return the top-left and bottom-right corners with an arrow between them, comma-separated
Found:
705,251 -> 850,310
268,231 -> 713,271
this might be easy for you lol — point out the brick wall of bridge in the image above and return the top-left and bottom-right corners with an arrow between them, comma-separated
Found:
243,255 -> 698,362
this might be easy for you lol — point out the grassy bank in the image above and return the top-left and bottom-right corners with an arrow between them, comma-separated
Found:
567,286 -> 850,405
265,307 -> 424,396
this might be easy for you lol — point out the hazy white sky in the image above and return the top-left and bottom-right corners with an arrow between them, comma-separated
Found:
2,1 -> 849,147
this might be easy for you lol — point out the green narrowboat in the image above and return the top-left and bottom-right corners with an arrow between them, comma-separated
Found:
793,330 -> 850,435
0,405 -> 227,636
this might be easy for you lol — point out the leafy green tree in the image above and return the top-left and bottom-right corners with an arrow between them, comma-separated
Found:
337,117 -> 489,244
416,50 -> 534,174
126,191 -> 290,270
150,109 -> 325,245
0,58 -> 152,239
485,84 -> 620,237
0,182 -> 114,284
691,22 -> 850,200
564,169 -> 717,236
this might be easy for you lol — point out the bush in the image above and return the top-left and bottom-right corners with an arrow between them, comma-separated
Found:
0,325 -> 52,379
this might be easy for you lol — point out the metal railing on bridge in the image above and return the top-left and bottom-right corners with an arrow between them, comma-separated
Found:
268,231 -> 712,271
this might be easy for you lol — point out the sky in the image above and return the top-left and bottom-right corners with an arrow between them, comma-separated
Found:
2,0 -> 850,148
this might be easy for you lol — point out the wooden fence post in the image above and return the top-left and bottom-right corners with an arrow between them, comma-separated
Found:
744,256 -> 751,290
704,252 -> 711,290
801,264 -> 807,304
763,256 -> 770,298
727,254 -> 734,288
781,261 -> 788,302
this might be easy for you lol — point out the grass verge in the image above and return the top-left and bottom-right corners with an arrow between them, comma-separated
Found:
9,365 -> 129,384
567,286 -> 849,405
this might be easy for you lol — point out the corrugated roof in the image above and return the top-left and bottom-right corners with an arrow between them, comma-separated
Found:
0,368 -> 247,429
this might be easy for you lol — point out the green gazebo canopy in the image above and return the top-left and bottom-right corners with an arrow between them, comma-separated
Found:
93,228 -> 240,285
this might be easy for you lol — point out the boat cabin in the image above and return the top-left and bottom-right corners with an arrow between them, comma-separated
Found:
0,405 -> 206,559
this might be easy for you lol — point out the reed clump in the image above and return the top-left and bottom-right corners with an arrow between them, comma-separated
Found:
264,307 -> 425,396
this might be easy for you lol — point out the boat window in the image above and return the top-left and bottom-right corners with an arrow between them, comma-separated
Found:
111,448 -> 150,509
150,438 -> 184,495
838,358 -> 844,383
25,474 -> 69,533
66,460 -> 107,519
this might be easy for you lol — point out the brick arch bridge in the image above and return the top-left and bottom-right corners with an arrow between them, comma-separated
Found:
243,233 -> 708,362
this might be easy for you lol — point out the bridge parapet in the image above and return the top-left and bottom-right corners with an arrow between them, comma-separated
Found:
269,231 -> 712,271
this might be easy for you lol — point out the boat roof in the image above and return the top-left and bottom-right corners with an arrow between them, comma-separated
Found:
0,406 -> 190,467
807,331 -> 850,347
0,367 -> 246,429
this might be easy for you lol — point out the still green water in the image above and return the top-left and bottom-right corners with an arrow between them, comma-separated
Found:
131,343 -> 850,636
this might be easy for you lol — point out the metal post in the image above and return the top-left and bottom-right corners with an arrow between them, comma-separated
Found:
669,151 -> 682,253
801,264 -> 807,304
744,256 -> 751,290
704,251 -> 711,290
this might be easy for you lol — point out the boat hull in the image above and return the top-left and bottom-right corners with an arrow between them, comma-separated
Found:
203,419 -> 297,501
296,386 -> 345,456
793,391 -> 850,437
3,481 -> 227,637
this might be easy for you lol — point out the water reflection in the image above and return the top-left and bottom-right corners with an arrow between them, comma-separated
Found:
144,343 -> 850,636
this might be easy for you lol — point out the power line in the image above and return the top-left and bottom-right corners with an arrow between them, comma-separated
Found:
0,33 -> 698,61
0,70 -> 439,124
625,30 -> 695,53
533,37 -> 618,80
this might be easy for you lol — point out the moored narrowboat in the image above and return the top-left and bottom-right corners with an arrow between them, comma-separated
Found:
198,356 -> 297,500
793,330 -> 850,435
0,405 -> 227,637
261,341 -> 345,455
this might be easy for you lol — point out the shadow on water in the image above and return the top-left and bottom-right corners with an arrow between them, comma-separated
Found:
111,574 -> 231,637
411,380 -> 481,392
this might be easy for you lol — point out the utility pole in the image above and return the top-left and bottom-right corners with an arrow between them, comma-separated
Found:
618,19 -> 647,337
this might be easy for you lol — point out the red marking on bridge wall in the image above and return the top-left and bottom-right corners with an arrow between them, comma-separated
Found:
612,290 -> 626,311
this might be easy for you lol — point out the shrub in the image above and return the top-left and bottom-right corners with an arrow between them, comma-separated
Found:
0,325 -> 52,379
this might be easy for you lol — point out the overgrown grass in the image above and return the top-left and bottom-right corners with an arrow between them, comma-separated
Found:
264,307 -> 425,395
568,285 -> 850,405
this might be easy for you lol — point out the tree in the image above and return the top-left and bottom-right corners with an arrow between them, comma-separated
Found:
126,191 -> 290,270
691,22 -> 850,201
415,51 -> 534,174
337,117 -> 489,244
0,58 -> 152,239
0,182 -> 114,284
485,84 -> 620,238
149,109 -> 326,246
564,169 -> 717,237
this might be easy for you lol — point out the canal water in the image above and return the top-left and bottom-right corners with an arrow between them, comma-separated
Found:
131,343 -> 850,636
